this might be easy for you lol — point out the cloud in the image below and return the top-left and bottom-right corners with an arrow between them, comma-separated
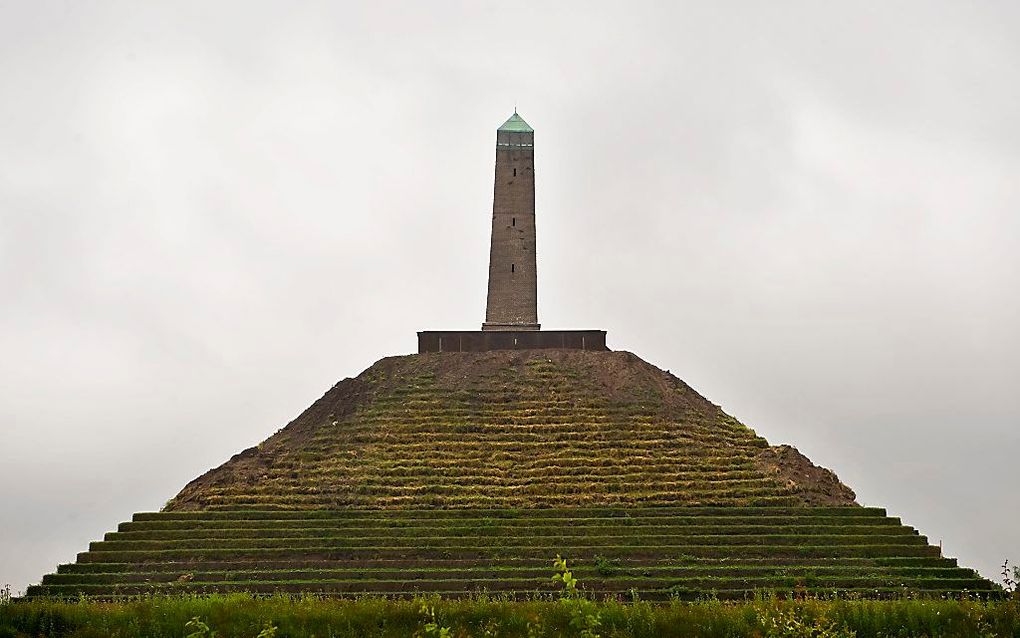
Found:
1,1 -> 1017,592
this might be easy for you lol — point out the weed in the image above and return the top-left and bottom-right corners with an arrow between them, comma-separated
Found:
594,555 -> 618,577
185,616 -> 217,638
184,615 -> 278,638
256,622 -> 279,638
553,554 -> 602,638
1003,559 -> 1018,595
417,599 -> 452,638
757,604 -> 855,638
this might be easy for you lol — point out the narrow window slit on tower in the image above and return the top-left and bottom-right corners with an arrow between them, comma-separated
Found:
511,263 -> 515,273
513,168 -> 517,176
512,217 -> 516,227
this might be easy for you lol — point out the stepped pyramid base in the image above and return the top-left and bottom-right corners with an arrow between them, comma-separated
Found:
28,350 -> 999,598
28,507 -> 997,599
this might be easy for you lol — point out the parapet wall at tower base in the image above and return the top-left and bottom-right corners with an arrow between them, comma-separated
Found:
418,330 -> 607,353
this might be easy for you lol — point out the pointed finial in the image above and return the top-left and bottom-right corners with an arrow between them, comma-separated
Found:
498,111 -> 533,132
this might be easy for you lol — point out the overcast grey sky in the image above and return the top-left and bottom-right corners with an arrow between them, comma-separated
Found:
1,1 -> 1018,594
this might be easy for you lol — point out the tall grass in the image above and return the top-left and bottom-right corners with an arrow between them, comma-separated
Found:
1,594 -> 1017,638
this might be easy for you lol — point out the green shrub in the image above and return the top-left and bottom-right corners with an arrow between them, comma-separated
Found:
593,556 -> 618,577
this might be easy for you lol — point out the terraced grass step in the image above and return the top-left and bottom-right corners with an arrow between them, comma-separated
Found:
29,587 -> 1006,602
89,534 -> 932,554
315,441 -> 764,453
107,525 -> 918,542
269,460 -> 766,476
23,588 -> 1005,603
197,494 -> 804,509
321,454 -> 762,466
35,579 -> 999,597
236,464 -> 769,478
55,555 -> 960,574
329,456 -> 762,469
43,565 -> 981,586
238,474 -> 779,489
336,424 -> 759,436
340,426 -> 761,446
133,507 -> 891,521
77,544 -> 944,565
27,577 -> 998,599
227,464 -> 771,479
117,516 -> 904,532
202,479 -> 788,495
204,497 -> 808,510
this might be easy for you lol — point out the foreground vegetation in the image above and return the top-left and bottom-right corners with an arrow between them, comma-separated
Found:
2,593 -> 1018,638
6,557 -> 1015,637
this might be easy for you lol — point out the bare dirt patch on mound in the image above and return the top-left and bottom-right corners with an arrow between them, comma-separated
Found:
756,444 -> 857,506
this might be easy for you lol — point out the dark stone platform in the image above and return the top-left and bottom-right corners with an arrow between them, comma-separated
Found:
417,330 -> 608,353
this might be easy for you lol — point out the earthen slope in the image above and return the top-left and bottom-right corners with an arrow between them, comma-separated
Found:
166,350 -> 855,511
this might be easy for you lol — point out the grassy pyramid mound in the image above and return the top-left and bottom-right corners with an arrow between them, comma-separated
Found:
167,350 -> 855,511
28,350 -> 997,599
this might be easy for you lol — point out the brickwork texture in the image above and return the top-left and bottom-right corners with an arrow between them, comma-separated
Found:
483,126 -> 539,330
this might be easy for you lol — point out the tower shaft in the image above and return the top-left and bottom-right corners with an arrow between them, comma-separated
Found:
483,113 -> 539,331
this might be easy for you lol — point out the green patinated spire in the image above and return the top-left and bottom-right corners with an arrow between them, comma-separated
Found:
498,111 -> 533,132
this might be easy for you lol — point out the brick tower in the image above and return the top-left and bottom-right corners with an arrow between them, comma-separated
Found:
416,112 -> 606,353
482,112 -> 540,331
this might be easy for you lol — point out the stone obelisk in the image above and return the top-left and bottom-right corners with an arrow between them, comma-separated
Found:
482,112 -> 540,331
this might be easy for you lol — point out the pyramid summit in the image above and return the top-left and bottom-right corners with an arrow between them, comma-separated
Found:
27,114 -> 998,600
